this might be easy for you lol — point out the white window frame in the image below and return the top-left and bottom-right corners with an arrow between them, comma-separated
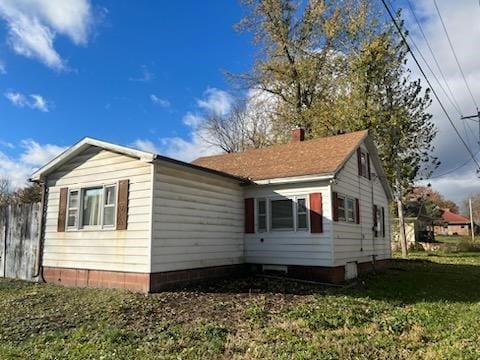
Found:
254,195 -> 309,233
256,198 -> 267,233
295,196 -> 309,231
66,183 -> 118,231
66,189 -> 80,229
337,194 -> 357,224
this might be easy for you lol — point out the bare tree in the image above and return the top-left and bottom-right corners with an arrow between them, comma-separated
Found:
200,96 -> 277,153
0,177 -> 12,206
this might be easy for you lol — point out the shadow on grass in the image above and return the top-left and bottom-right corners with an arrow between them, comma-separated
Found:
171,258 -> 480,304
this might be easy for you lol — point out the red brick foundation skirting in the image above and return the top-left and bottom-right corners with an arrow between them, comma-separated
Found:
42,267 -> 150,292
43,260 -> 390,292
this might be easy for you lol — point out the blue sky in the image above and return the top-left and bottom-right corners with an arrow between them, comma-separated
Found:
0,0 -> 479,205
0,0 -> 253,186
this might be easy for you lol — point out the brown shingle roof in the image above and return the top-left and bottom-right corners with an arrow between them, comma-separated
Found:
192,130 -> 368,181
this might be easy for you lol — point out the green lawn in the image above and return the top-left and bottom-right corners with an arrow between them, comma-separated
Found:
1,253 -> 480,359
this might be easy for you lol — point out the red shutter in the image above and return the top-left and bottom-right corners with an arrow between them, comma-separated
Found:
382,207 -> 386,237
367,153 -> 371,180
116,179 -> 129,230
57,187 -> 68,232
332,192 -> 339,222
373,204 -> 378,237
309,193 -> 323,233
355,198 -> 360,224
357,148 -> 362,176
244,198 -> 255,234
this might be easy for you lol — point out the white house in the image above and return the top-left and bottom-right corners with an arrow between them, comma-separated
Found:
31,129 -> 392,292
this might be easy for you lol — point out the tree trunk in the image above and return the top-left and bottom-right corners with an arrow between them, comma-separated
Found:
394,162 -> 408,257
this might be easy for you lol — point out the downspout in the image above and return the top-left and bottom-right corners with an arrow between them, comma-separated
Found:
33,180 -> 47,281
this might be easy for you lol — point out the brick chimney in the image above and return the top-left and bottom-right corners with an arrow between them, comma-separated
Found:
291,127 -> 305,142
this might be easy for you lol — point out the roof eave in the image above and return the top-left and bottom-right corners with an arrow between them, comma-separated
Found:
253,173 -> 335,185
30,137 -> 156,182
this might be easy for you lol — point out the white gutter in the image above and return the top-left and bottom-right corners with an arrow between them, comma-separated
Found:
253,173 -> 334,185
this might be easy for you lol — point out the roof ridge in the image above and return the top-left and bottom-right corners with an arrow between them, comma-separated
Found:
193,129 -> 368,162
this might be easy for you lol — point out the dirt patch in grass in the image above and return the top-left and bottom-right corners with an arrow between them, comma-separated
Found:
1,255 -> 480,359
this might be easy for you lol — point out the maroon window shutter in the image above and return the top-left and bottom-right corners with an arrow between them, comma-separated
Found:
367,153 -> 371,180
357,148 -> 362,176
245,198 -> 255,234
309,193 -> 323,233
57,187 -> 68,232
373,204 -> 378,237
117,179 -> 129,230
332,192 -> 339,222
355,198 -> 360,224
382,207 -> 386,237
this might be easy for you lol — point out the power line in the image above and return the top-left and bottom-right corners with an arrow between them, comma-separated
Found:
380,0 -> 480,171
406,0 -> 462,115
433,0 -> 478,109
427,149 -> 480,179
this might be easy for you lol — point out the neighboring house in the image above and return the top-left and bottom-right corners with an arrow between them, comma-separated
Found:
392,202 -> 436,248
434,209 -> 478,236
31,129 -> 392,292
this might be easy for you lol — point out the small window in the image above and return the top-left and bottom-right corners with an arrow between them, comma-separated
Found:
297,198 -> 308,230
271,199 -> 293,230
257,199 -> 267,232
103,185 -> 116,227
82,187 -> 102,226
67,190 -> 79,228
336,194 -> 356,223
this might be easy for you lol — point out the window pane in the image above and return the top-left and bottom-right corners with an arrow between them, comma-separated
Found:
67,209 -> 77,227
297,214 -> 307,229
337,197 -> 345,220
258,200 -> 266,215
82,188 -> 102,226
347,198 -> 355,222
104,186 -> 116,205
258,215 -> 266,231
104,207 -> 115,226
69,191 -> 78,208
271,199 -> 293,229
297,198 -> 306,213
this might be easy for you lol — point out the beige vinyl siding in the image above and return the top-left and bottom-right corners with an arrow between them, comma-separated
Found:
244,181 -> 334,267
332,143 -> 391,266
43,146 -> 152,273
151,161 -> 244,272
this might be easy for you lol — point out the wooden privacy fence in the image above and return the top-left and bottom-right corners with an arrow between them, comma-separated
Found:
0,203 -> 41,281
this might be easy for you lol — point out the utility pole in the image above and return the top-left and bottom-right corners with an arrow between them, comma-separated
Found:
469,198 -> 475,242
461,109 -> 480,144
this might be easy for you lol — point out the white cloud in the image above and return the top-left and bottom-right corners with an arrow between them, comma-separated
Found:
404,0 -> 480,203
19,139 -> 65,166
4,91 -> 50,112
130,65 -> 154,82
197,88 -> 234,115
0,0 -> 94,70
182,112 -> 203,127
159,130 -> 218,162
150,94 -> 170,108
0,140 -> 14,149
131,139 -> 159,154
0,59 -> 5,74
0,139 -> 66,189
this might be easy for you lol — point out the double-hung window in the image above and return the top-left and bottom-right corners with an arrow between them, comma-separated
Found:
256,197 -> 309,232
336,194 -> 357,224
67,184 -> 117,230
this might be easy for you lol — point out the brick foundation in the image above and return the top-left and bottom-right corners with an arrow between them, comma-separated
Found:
42,260 -> 390,292
42,267 -> 150,293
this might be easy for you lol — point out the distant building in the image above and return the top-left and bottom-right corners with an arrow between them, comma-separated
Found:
434,209 -> 478,236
